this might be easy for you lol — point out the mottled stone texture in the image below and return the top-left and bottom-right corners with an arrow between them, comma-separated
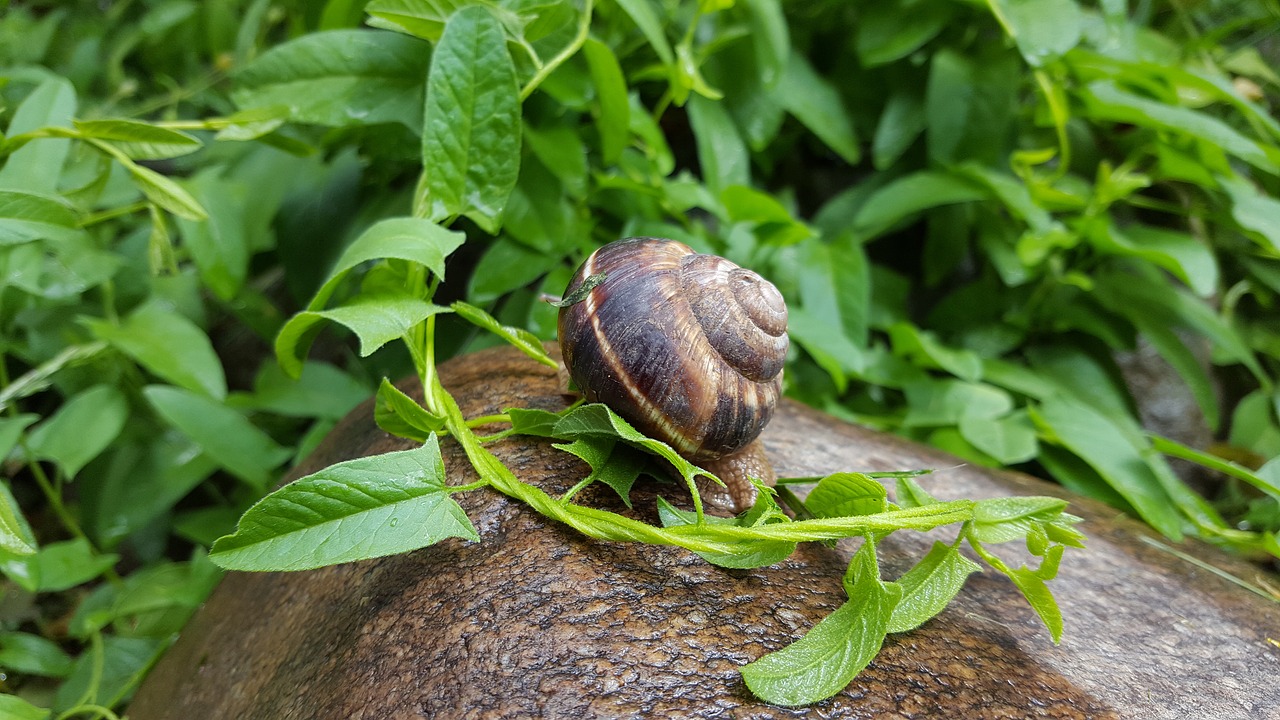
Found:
130,347 -> 1280,720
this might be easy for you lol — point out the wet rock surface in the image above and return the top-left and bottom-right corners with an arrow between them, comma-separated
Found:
130,346 -> 1280,719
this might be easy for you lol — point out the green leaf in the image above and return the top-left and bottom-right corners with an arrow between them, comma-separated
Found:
86,300 -> 227,399
280,293 -> 449,360
1032,396 -> 1183,538
32,539 -> 119,592
233,362 -> 370,421
787,307 -> 864,393
740,541 -> 901,706
421,5 -> 521,232
1150,435 -> 1280,500
555,437 -> 645,508
773,50 -> 858,164
805,473 -> 888,518
972,496 -> 1069,544
276,218 -> 464,376
365,0 -> 469,40
872,88 -> 925,170
26,385 -> 127,479
85,433 -> 217,548
895,476 -> 939,508
547,404 -> 721,515
72,119 -> 201,160
887,541 -> 981,633
741,0 -> 789,87
687,94 -> 749,194
54,636 -> 159,713
856,0 -> 952,67
656,494 -> 797,569
144,385 -> 292,490
0,414 -> 38,464
451,300 -> 558,369
505,406 -> 562,437
889,323 -> 983,382
853,172 -> 986,241
0,77 -> 75,194
958,412 -> 1039,465
466,237 -> 560,303
104,559 -> 222,638
1007,567 -> 1064,642
0,189 -> 82,245
613,0 -> 674,64
1219,175 -> 1280,254
0,693 -> 51,720
90,143 -> 208,221
1088,221 -> 1218,297
174,175 -> 250,300
925,48 -> 974,165
0,482 -> 36,557
209,437 -> 479,571
1080,81 -> 1278,174
583,38 -> 630,165
375,378 -> 445,442
233,29 -> 432,130
995,0 -> 1082,66
0,632 -> 74,678
903,380 -> 1013,427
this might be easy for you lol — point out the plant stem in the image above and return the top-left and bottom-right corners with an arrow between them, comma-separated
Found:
519,0 -> 594,101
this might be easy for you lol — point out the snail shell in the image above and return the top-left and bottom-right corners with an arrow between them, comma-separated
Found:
557,238 -> 788,512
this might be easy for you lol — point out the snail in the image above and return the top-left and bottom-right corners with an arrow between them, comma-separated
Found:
557,237 -> 788,514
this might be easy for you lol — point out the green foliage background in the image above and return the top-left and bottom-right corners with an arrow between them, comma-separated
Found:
0,0 -> 1278,713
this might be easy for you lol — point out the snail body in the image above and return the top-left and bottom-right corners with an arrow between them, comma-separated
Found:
557,238 -> 788,513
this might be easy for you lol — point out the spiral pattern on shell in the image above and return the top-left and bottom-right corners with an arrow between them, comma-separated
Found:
557,238 -> 788,462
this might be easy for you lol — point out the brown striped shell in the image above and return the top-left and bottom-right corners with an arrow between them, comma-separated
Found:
557,238 -> 788,464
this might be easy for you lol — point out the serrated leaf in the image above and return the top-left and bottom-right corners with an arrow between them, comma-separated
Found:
375,378 -> 445,442
144,385 -> 292,490
805,473 -> 888,518
54,635 -> 158,712
233,29 -> 432,130
451,300 -> 557,369
741,541 -> 901,706
887,541 -> 982,633
26,385 -> 127,479
421,5 -> 521,232
209,437 -> 479,571
73,119 -> 201,159
86,300 -> 227,399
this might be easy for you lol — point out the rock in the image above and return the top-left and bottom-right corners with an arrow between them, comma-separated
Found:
129,346 -> 1280,720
